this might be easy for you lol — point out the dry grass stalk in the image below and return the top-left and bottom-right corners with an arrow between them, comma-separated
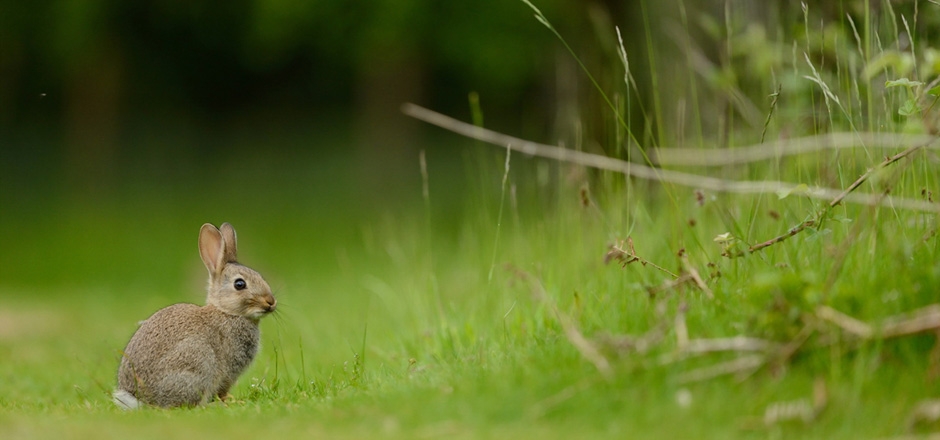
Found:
881,304 -> 940,338
683,336 -> 776,354
829,142 -> 929,209
675,302 -> 689,351
652,132 -> 939,166
731,140 -> 933,257
607,239 -> 712,305
506,265 -> 613,379
596,328 -> 667,355
680,254 -> 713,299
402,103 -> 940,213
676,354 -> 766,384
907,399 -> 940,432
605,238 -> 679,279
815,305 -> 874,338
646,274 -> 695,297
817,304 -> 940,340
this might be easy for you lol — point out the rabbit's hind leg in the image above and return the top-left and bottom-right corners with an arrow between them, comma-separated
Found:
157,370 -> 217,407
153,340 -> 219,407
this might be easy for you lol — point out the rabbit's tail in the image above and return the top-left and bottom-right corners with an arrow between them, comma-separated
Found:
113,389 -> 141,410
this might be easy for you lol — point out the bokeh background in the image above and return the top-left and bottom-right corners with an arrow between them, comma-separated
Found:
2,0 -> 598,201
4,3 -> 940,427
1,0 -> 637,291
2,0 -> 935,291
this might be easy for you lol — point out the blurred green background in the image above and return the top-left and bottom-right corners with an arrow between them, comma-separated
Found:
1,0 -> 543,287
3,0 -> 936,313
3,2 -> 940,436
1,0 -> 592,288
1,0 -> 684,294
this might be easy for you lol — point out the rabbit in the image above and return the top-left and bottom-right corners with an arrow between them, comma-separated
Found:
113,222 -> 277,409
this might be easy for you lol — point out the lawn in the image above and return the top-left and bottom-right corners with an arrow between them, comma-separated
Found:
1,135 -> 938,438
3,2 -> 940,438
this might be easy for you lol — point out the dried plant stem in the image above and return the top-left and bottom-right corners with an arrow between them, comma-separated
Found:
817,304 -> 940,340
675,301 -> 689,351
829,141 -> 926,208
654,132 -> 939,166
680,254 -> 713,299
816,306 -> 874,338
606,238 -> 679,279
507,265 -> 613,379
402,103 -> 940,213
744,220 -> 817,255
733,141 -> 931,257
646,274 -> 697,296
683,336 -> 776,354
760,84 -> 782,144
881,305 -> 940,338
677,354 -> 766,384
488,144 -> 512,283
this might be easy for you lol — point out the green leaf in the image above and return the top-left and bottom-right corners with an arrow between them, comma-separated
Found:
777,183 -> 809,199
928,85 -> 940,96
830,215 -> 853,224
885,78 -> 924,88
862,51 -> 903,80
806,228 -> 831,242
898,98 -> 919,116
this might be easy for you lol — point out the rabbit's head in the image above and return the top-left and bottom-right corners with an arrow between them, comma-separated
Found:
198,223 -> 276,320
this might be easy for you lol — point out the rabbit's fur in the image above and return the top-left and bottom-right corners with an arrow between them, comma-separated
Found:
115,223 -> 276,408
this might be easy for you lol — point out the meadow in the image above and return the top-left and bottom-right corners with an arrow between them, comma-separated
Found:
2,2 -> 940,439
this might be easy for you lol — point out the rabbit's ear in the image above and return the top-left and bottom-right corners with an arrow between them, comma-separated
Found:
199,223 -> 225,276
219,222 -> 238,262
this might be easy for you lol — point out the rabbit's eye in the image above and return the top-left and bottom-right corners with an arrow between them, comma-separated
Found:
234,278 -> 247,290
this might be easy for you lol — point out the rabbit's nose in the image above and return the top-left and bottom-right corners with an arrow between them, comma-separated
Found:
260,292 -> 277,312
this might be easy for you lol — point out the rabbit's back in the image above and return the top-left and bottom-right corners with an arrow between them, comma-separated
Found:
117,303 -> 260,407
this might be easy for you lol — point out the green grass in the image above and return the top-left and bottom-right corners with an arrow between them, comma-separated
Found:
1,152 -> 938,438
3,2 -> 940,439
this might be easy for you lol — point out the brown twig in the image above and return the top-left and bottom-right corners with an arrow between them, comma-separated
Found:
830,142 -> 929,209
676,354 -> 767,384
881,304 -> 940,338
596,328 -> 668,355
646,274 -> 695,297
816,304 -> 940,340
730,139 -> 936,258
402,103 -> 940,213
906,399 -> 940,432
680,254 -> 714,299
506,265 -> 613,379
815,306 -> 874,338
675,301 -> 689,351
738,220 -> 816,256
605,238 -> 680,279
654,132 -> 939,166
683,336 -> 777,354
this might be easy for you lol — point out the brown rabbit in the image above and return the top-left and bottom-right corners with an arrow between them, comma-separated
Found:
114,223 -> 276,409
